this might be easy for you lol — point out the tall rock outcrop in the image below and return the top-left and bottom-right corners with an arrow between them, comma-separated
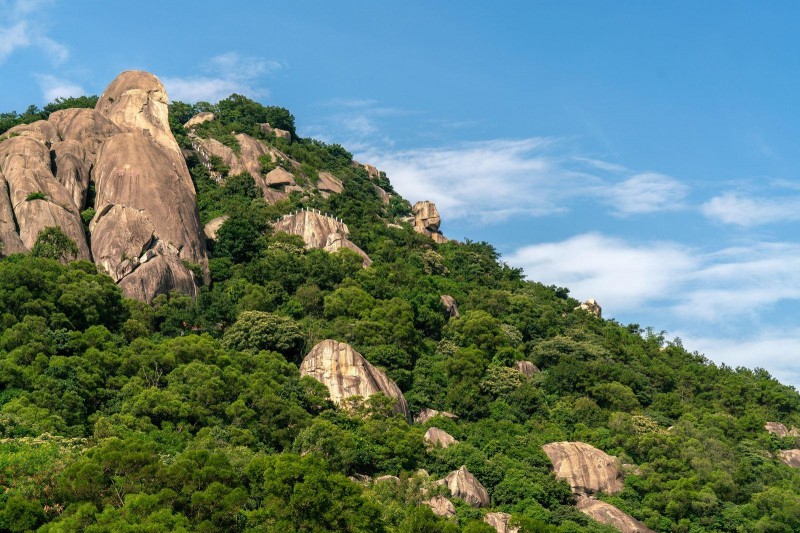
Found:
542,442 -> 623,495
299,339 -> 409,419
273,209 -> 372,267
576,497 -> 654,533
413,201 -> 447,243
91,71 -> 208,301
438,466 -> 490,507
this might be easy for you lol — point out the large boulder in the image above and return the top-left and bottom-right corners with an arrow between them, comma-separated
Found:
577,298 -> 602,318
440,295 -> 460,319
274,209 -> 372,267
259,122 -> 291,141
203,216 -> 229,241
515,360 -> 539,377
184,112 -> 215,129
542,442 -> 623,495
778,449 -> 800,467
413,200 -> 448,243
765,422 -> 800,437
299,339 -> 409,419
426,496 -> 456,518
438,466 -> 489,507
317,171 -> 343,196
424,427 -> 458,448
484,512 -> 519,533
576,497 -> 654,533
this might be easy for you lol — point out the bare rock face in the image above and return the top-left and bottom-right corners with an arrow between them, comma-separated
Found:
424,427 -> 458,448
299,339 -> 410,419
415,408 -> 458,424
765,422 -> 800,437
260,122 -> 291,141
373,184 -> 390,205
0,136 -> 90,259
203,216 -> 229,241
2,120 -> 58,144
265,167 -> 295,186
317,171 -> 343,196
515,361 -> 539,377
440,295 -> 460,319
413,201 -> 448,243
362,163 -> 380,179
577,497 -> 654,533
778,449 -> 800,467
542,442 -> 623,495
438,466 -> 489,507
426,496 -> 456,518
274,209 -> 372,267
484,512 -> 519,533
184,112 -> 215,129
577,298 -> 602,318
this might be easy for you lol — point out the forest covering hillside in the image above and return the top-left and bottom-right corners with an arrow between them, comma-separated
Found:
1,87 -> 800,532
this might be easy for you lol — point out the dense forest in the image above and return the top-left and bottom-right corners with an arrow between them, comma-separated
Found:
1,94 -> 800,532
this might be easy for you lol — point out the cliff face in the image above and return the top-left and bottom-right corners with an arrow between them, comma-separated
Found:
542,441 -> 624,495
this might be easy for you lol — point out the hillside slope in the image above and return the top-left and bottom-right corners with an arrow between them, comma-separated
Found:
0,71 -> 799,533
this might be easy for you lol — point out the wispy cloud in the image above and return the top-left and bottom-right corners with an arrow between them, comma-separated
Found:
702,192 -> 800,226
600,172 -> 689,216
0,0 -> 68,65
35,73 -> 84,102
162,52 -> 283,103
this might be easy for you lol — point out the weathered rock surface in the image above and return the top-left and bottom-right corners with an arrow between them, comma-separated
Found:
778,449 -> 800,467
542,442 -> 623,495
577,298 -> 602,317
184,112 -> 215,129
413,200 -> 448,243
265,167 -> 295,186
375,475 -> 400,483
438,466 -> 489,507
484,512 -> 519,533
415,408 -> 458,424
273,209 -> 372,267
425,427 -> 458,448
260,122 -> 291,141
515,361 -> 539,377
317,171 -> 343,196
0,135 -> 90,259
373,184 -> 390,205
203,216 -> 229,241
426,496 -> 456,518
361,163 -> 380,179
440,295 -> 460,319
2,120 -> 58,144
577,497 -> 654,533
765,422 -> 800,438
299,339 -> 409,419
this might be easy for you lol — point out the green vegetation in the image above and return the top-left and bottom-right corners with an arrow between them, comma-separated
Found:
0,97 -> 799,532
25,191 -> 47,202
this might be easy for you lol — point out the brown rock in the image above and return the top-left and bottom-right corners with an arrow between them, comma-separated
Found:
265,167 -> 296,187
426,496 -> 456,518
317,171 -> 343,195
415,408 -> 458,424
184,112 -> 215,129
0,135 -> 90,259
48,108 -> 122,161
484,512 -> 519,533
440,295 -> 460,319
413,200 -> 448,243
778,449 -> 800,467
542,442 -> 623,495
577,497 -> 654,533
515,361 -> 539,377
0,172 -> 26,256
765,422 -> 799,438
425,427 -> 458,448
299,339 -> 410,419
439,466 -> 490,507
203,216 -> 229,241
260,122 -> 291,141
2,120 -> 58,144
363,163 -> 380,179
51,140 -> 90,209
274,209 -> 372,267
89,205 -> 154,281
577,299 -> 602,317
374,184 -> 390,205
118,241 -> 199,301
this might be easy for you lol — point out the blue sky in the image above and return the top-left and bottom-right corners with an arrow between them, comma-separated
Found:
3,0 -> 800,387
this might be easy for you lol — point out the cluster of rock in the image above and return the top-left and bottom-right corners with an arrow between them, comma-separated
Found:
0,71 -> 208,302
542,442 -> 653,533
272,208 -> 372,267
412,201 -> 447,243
764,422 -> 800,468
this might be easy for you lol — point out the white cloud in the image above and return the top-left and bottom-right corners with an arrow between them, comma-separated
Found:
35,73 -> 84,101
702,192 -> 800,226
0,0 -> 67,65
601,172 -> 689,216
505,233 -> 697,311
162,52 -> 282,103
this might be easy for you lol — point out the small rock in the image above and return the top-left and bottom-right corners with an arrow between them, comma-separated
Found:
440,295 -> 460,319
426,495 -> 456,518
577,496 -> 654,533
203,216 -> 228,241
184,112 -> 215,129
438,465 -> 489,507
415,408 -> 458,424
425,427 -> 458,449
484,512 -> 519,533
514,360 -> 539,377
